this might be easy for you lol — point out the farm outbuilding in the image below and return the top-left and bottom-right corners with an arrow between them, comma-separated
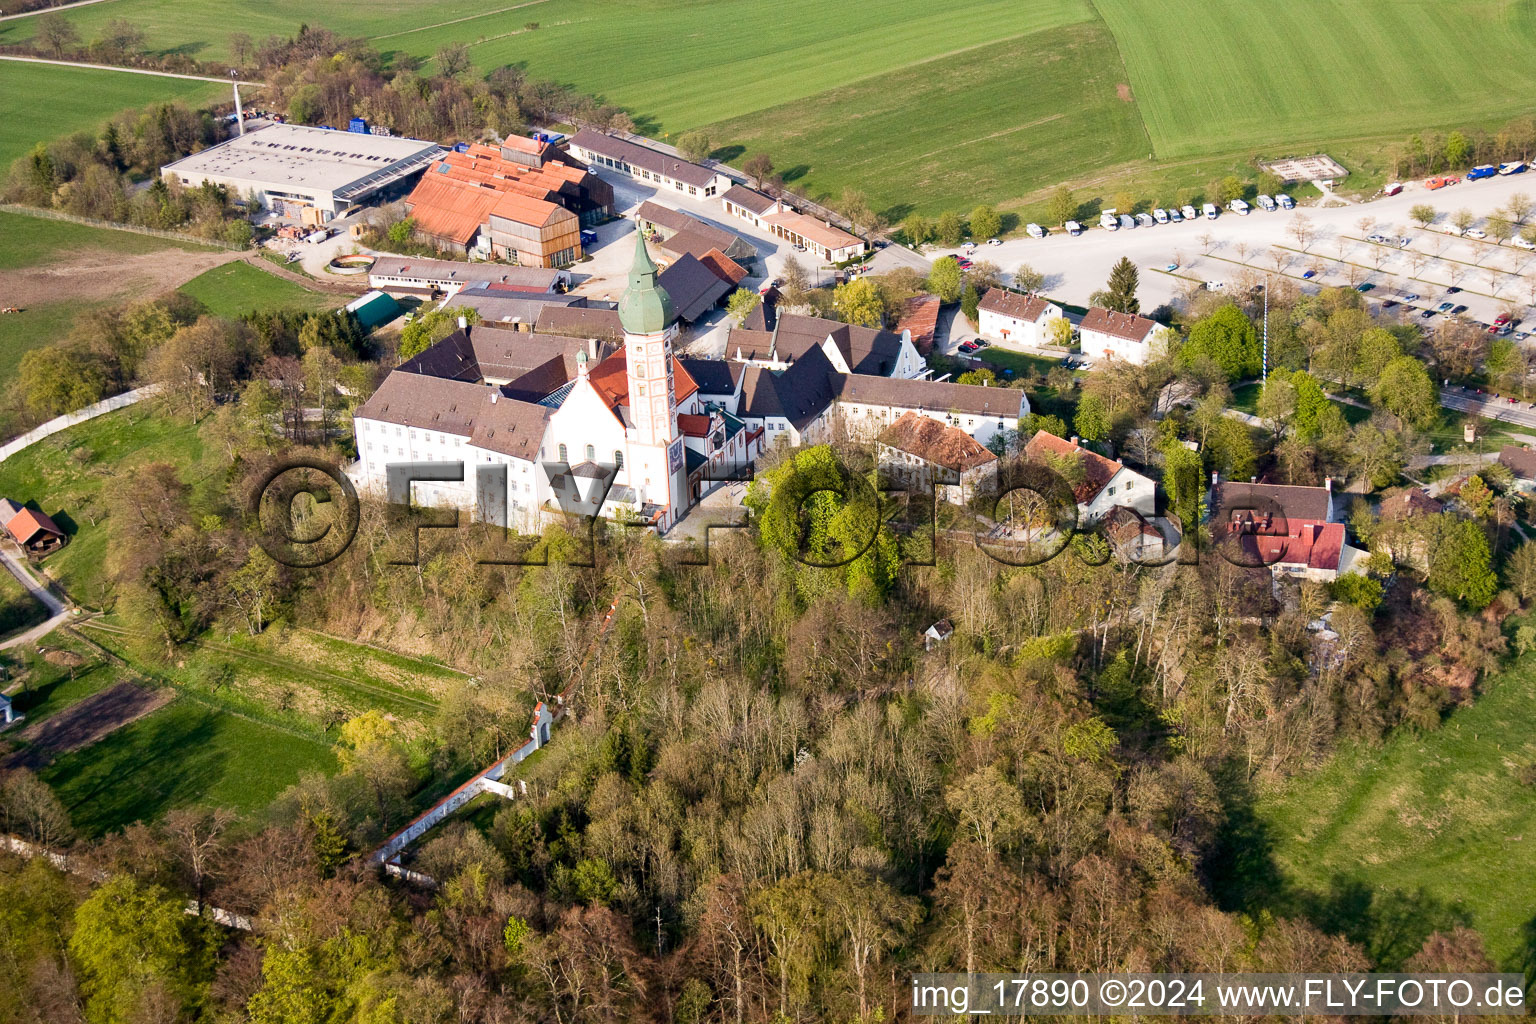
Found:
4,505 -> 65,553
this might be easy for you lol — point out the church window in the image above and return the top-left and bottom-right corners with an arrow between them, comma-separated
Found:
615,450 -> 624,470
586,444 -> 596,461
558,443 -> 568,462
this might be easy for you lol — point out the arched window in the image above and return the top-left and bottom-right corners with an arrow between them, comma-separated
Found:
558,443 -> 568,462
614,450 -> 624,470
586,444 -> 596,461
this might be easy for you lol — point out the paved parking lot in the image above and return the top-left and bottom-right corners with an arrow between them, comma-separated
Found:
934,174 -> 1536,331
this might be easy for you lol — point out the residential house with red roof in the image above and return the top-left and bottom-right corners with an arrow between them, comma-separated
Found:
2,505 -> 65,553
1024,431 -> 1154,524
878,411 -> 999,504
1078,307 -> 1165,366
1208,478 -> 1362,581
977,289 -> 1064,348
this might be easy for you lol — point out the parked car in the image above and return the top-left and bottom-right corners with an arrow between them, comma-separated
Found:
1277,194 -> 1295,209
1181,204 -> 1199,220
958,340 -> 980,353
1256,194 -> 1277,211
1420,308 -> 1437,318
1167,207 -> 1183,222
1382,299 -> 1398,309
1403,293 -> 1420,302
1466,165 -> 1499,180
1026,223 -> 1044,238
1451,304 -> 1469,315
1302,269 -> 1317,279
1513,236 -> 1536,251
973,339 -> 990,348
1465,228 -> 1487,239
1437,302 -> 1455,312
1202,203 -> 1219,220
1153,208 -> 1170,224
1165,262 -> 1180,272
1500,161 -> 1528,176
1136,212 -> 1155,228
988,237 -> 1003,245
1206,280 -> 1225,290
1356,282 -> 1375,292
1065,220 -> 1083,235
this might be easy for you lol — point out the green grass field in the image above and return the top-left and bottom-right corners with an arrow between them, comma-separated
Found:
0,210 -> 215,272
0,61 -> 222,170
1228,644 -> 1536,969
7,0 -> 1535,214
0,212 -> 216,386
178,261 -> 335,317
0,407 -> 207,606
39,696 -> 338,836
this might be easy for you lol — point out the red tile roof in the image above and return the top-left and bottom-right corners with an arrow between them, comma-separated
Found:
1023,431 -> 1123,503
978,289 -> 1054,322
896,294 -> 940,350
5,507 -> 63,545
697,248 -> 747,286
586,350 -> 700,412
1080,307 -> 1157,343
880,411 -> 997,472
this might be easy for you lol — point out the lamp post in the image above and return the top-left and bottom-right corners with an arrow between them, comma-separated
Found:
230,69 -> 245,136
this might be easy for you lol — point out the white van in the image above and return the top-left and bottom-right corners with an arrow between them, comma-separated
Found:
1153,208 -> 1170,224
1065,220 -> 1082,235
1228,199 -> 1250,215
1182,204 -> 1198,220
1277,194 -> 1295,209
1099,210 -> 1119,230
1026,223 -> 1044,238
1202,203 -> 1219,220
1256,194 -> 1276,211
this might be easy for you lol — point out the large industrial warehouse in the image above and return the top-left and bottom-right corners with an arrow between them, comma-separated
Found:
160,123 -> 444,222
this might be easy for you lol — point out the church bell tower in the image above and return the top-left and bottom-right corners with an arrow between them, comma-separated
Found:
617,230 -> 687,526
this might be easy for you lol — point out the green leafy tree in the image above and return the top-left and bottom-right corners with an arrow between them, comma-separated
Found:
1217,175 -> 1246,204
1073,393 -> 1110,442
1458,474 -> 1495,518
1103,257 -> 1140,314
399,308 -> 479,361
386,216 -> 416,247
927,256 -> 962,304
902,213 -> 935,247
18,343 -> 111,417
969,204 -> 1002,240
1368,355 -> 1438,428
960,284 -> 980,322
1047,186 -> 1076,226
1330,573 -> 1384,612
957,367 -> 996,386
727,287 -> 762,325
1409,204 -> 1437,228
1354,327 -> 1402,384
833,277 -> 884,327
1445,131 -> 1471,167
1013,264 -> 1045,294
936,210 -> 965,247
1022,412 -> 1068,438
1161,440 -> 1205,528
69,875 -> 213,1024
676,130 -> 712,162
1180,304 -> 1260,380
35,12 -> 79,57
1209,416 -> 1257,479
1427,516 -> 1497,608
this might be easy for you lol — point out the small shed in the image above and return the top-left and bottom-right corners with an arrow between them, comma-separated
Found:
344,290 -> 403,331
924,619 -> 954,651
5,507 -> 64,553
0,693 -> 16,728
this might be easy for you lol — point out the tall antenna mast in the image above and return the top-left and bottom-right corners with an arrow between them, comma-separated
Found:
1262,275 -> 1269,383
230,69 -> 245,136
